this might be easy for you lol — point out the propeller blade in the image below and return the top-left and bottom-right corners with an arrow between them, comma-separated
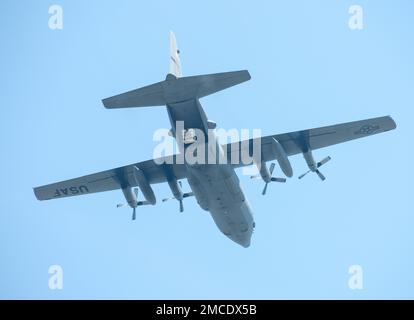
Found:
179,200 -> 184,213
250,175 -> 260,180
132,207 -> 136,220
298,170 -> 311,179
262,183 -> 269,195
317,156 -> 331,168
183,192 -> 194,198
316,170 -> 326,181
162,197 -> 175,202
269,163 -> 276,175
271,177 -> 286,183
178,180 -> 183,188
117,203 -> 126,208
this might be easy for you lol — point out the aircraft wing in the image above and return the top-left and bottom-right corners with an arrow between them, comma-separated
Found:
35,116 -> 396,200
226,116 -> 397,167
33,155 -> 187,201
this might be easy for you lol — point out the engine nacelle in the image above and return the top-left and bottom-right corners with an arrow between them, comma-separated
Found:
271,138 -> 293,177
133,166 -> 156,205
258,162 -> 272,183
122,187 -> 137,208
168,179 -> 184,201
303,150 -> 317,171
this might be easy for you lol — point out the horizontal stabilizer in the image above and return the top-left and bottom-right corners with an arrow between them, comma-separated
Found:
102,70 -> 251,109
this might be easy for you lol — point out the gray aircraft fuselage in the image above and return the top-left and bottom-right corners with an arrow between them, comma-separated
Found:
167,98 -> 255,247
33,31 -> 397,249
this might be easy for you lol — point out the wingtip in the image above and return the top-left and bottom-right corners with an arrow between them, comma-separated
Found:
239,69 -> 251,79
245,70 -> 252,81
381,115 -> 397,131
388,115 -> 397,130
33,187 -> 42,201
235,70 -> 251,82
101,98 -> 111,109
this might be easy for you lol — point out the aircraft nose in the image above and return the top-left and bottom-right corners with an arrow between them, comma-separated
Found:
234,231 -> 252,248
240,239 -> 251,248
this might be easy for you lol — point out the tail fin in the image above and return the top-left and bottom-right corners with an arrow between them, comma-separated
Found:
169,31 -> 182,78
101,32 -> 251,109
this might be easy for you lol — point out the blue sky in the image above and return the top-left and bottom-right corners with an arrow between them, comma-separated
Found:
0,0 -> 413,299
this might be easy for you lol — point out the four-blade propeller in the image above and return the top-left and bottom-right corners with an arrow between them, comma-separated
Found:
117,187 -> 149,220
298,156 -> 331,181
119,155 -> 331,218
162,181 -> 194,213
251,163 -> 287,195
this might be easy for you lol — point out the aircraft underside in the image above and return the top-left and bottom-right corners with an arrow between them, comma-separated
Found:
186,163 -> 255,247
33,31 -> 396,248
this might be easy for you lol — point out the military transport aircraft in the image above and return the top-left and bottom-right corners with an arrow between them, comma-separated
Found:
34,32 -> 396,247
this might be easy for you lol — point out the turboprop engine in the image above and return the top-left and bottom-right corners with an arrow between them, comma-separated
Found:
133,166 -> 156,205
298,150 -> 331,181
271,138 -> 293,178
117,166 -> 156,220
162,179 -> 194,213
251,138 -> 294,195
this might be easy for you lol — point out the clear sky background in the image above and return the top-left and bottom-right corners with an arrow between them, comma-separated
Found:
0,0 -> 413,299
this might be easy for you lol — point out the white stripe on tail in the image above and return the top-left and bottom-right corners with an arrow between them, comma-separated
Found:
169,31 -> 182,78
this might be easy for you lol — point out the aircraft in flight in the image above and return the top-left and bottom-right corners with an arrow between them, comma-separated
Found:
34,32 -> 396,247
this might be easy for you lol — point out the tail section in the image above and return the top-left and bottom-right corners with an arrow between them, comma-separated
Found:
101,32 -> 251,109
169,31 -> 182,78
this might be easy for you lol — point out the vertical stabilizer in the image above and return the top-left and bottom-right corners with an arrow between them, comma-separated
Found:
101,32 -> 251,109
169,31 -> 182,78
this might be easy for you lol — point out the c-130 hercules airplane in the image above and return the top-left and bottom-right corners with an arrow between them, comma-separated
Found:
34,32 -> 396,247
